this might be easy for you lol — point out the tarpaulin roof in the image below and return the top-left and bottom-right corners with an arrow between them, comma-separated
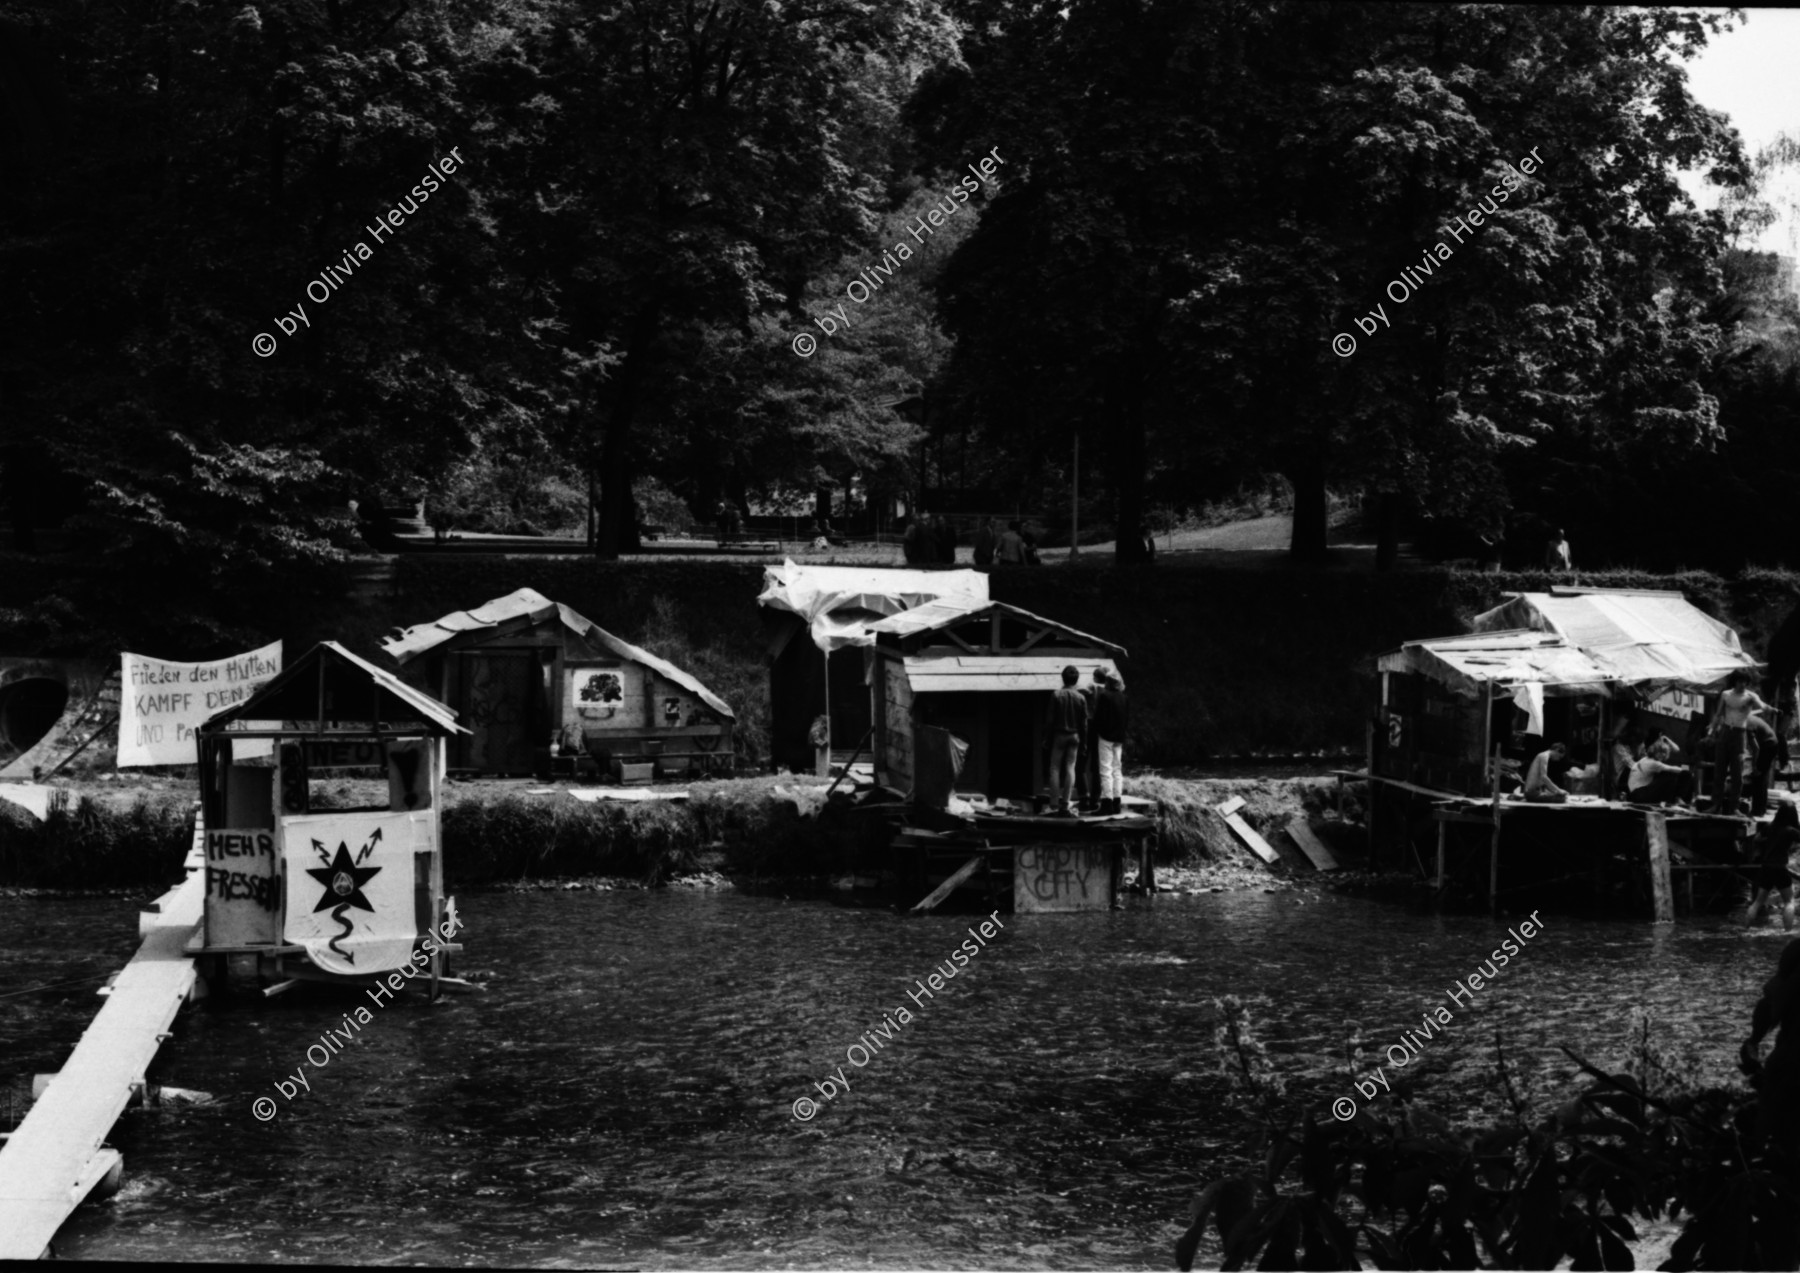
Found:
756,560 -> 988,653
1378,631 -> 1615,698
865,595 -> 1127,657
381,588 -> 734,719
1469,588 -> 1758,694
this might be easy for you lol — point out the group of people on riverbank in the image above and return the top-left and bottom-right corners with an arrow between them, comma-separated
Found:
1043,665 -> 1129,816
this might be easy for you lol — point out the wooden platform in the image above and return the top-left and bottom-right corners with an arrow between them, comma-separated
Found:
0,816 -> 204,1259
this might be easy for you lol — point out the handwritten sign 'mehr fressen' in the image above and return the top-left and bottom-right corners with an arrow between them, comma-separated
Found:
117,642 -> 282,766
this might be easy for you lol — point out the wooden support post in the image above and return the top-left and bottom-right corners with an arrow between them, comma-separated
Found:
1366,721 -> 1377,860
1489,746 -> 1503,917
1436,819 -> 1446,890
1646,809 -> 1674,924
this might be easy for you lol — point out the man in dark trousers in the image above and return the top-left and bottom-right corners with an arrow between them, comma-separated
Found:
902,515 -> 924,564
934,514 -> 958,564
973,518 -> 996,567
1043,666 -> 1089,817
1094,669 -> 1129,815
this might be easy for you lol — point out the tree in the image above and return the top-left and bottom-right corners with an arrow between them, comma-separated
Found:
913,2 -> 1751,563
498,0 -> 959,558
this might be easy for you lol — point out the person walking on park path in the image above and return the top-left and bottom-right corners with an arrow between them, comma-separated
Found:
973,518 -> 996,567
996,520 -> 1027,566
1094,669 -> 1129,815
1043,665 -> 1089,817
902,515 -> 925,564
1545,528 -> 1572,572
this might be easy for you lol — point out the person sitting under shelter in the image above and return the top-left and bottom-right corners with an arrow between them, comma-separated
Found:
1627,738 -> 1693,806
1522,743 -> 1570,803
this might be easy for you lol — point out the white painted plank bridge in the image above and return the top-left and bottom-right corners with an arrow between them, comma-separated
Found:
0,813 -> 205,1259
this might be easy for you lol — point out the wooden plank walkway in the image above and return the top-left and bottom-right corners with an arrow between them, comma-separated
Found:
0,812 -> 204,1259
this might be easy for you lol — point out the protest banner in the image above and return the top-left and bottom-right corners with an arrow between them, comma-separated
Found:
117,641 -> 283,766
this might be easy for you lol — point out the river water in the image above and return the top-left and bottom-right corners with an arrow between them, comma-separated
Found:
2,886 -> 1781,1268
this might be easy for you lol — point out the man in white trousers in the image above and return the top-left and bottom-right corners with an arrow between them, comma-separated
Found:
1094,669 -> 1129,816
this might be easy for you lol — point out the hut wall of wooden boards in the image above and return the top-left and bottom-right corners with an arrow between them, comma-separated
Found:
861,597 -> 1124,803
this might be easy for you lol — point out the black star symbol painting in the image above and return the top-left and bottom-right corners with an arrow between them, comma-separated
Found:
283,812 -> 428,976
305,841 -> 382,913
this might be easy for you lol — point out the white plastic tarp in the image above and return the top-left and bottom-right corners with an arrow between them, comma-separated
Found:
1470,591 -> 1757,694
756,560 -> 988,652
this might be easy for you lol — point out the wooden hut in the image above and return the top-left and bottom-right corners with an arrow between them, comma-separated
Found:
195,641 -> 467,992
862,596 -> 1124,802
1374,587 -> 1760,800
757,561 -> 987,771
382,588 -> 734,778
1369,587 -> 1765,920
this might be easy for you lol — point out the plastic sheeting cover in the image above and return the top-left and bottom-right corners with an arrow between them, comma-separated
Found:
756,560 -> 988,652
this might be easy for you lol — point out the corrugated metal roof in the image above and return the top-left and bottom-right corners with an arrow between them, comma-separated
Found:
383,587 -> 558,662
902,653 -> 1121,694
867,596 -> 1127,657
1378,631 -> 1615,697
380,588 -> 735,721
202,641 -> 469,734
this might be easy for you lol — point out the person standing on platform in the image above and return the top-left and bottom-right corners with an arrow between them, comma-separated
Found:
1708,670 -> 1772,814
1545,528 -> 1572,572
1749,713 -> 1782,816
1044,666 -> 1089,818
1094,669 -> 1129,815
973,518 -> 996,567
1075,674 -> 1101,812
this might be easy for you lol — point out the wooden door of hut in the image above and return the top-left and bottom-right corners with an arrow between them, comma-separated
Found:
446,649 -> 542,773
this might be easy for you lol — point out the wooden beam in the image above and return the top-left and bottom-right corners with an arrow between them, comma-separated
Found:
1287,817 -> 1340,871
1435,819 -> 1446,889
1215,800 -> 1279,866
1646,810 -> 1674,924
910,852 -> 986,914
1488,747 -> 1503,917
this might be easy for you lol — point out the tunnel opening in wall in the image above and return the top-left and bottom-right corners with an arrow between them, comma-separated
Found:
0,673 -> 68,765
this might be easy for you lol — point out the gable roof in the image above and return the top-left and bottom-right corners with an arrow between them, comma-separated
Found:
1469,587 -> 1757,693
202,641 -> 467,735
381,588 -> 734,720
864,596 -> 1127,658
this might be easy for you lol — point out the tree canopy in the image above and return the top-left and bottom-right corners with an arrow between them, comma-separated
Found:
0,0 -> 1789,595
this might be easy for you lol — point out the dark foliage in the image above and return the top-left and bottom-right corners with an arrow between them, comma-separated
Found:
1181,975 -> 1800,1271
